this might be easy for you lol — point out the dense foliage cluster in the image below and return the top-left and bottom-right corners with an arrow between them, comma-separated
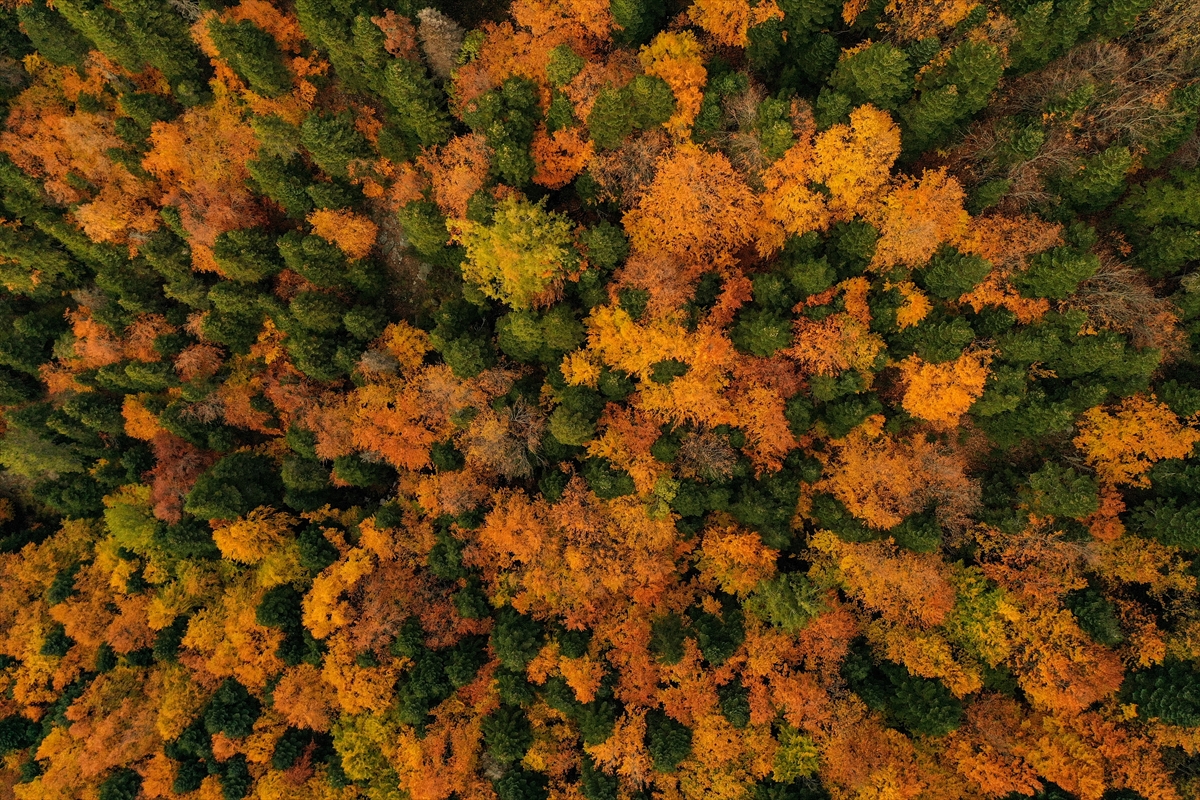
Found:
0,0 -> 1199,799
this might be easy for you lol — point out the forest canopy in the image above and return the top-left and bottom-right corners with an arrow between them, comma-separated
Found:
0,0 -> 1199,799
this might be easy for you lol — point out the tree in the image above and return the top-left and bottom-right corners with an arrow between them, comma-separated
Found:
869,168 -> 969,270
842,646 -> 963,737
491,606 -> 544,671
1024,462 -> 1100,519
205,678 -> 262,738
1014,247 -> 1099,300
98,768 -> 142,800
1122,661 -> 1200,726
687,0 -> 784,47
185,453 -> 283,521
300,112 -> 373,179
1074,395 -> 1200,487
212,228 -> 283,283
460,77 -> 539,187
208,18 -> 293,98
623,143 -> 762,263
1058,146 -> 1134,212
639,31 -> 706,136
918,245 -> 991,299
645,709 -> 692,772
482,704 -> 533,763
212,507 -> 295,564
827,42 -> 912,111
898,350 -> 991,429
811,105 -> 902,219
452,194 -> 576,309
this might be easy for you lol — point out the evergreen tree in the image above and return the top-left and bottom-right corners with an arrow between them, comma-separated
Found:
204,679 -> 262,738
1058,146 -> 1134,212
1123,662 -> 1200,726
827,42 -> 912,111
208,18 -> 293,98
1014,247 -> 1099,300
300,112 -> 373,180
15,0 -> 93,68
482,704 -> 533,763
212,229 -> 284,283
645,709 -> 692,772
918,246 -> 991,300
491,606 -> 544,671
185,453 -> 283,521
98,768 -> 142,800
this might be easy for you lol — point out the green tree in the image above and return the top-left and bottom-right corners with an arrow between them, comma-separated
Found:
208,18 -> 293,97
843,646 -> 962,736
650,613 -> 687,665
213,229 -> 284,283
300,112 -> 373,179
918,245 -> 991,299
747,573 -> 827,632
1131,500 -> 1200,551
610,0 -> 666,45
205,679 -> 262,738
1065,584 -> 1125,647
1122,662 -> 1200,726
290,291 -> 347,334
15,1 -> 93,68
98,768 -> 142,800
645,709 -> 692,773
461,77 -> 540,186
1014,247 -> 1099,299
482,704 -> 533,763
382,58 -> 452,150
1024,462 -> 1100,519
491,606 -> 544,671
1057,146 -> 1134,212
732,310 -> 793,357
0,715 -> 40,756
581,751 -> 618,800
494,767 -> 549,800
827,42 -> 911,111
185,453 -> 283,521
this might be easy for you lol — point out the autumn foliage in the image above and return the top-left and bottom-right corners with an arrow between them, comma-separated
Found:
0,2 -> 1198,800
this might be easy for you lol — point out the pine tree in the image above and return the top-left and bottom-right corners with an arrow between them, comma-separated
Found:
204,679 -> 262,738
491,606 -> 545,671
482,704 -> 534,763
208,18 -> 293,98
1058,146 -> 1134,212
185,453 -> 283,521
918,245 -> 991,299
300,112 -> 373,180
15,0 -> 93,68
645,709 -> 693,772
827,42 -> 912,111
212,228 -> 284,283
1014,247 -> 1099,300
1024,462 -> 1100,519
1123,662 -> 1200,726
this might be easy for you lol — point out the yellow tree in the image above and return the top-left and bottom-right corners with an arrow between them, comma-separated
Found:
624,143 -> 762,265
868,168 -> 969,271
898,350 -> 991,429
451,193 -> 576,309
639,31 -> 707,137
1074,394 -> 1200,487
811,105 -> 901,220
687,0 -> 784,47
758,135 -> 832,255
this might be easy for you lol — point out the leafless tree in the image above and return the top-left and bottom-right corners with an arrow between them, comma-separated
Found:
417,8 -> 466,81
